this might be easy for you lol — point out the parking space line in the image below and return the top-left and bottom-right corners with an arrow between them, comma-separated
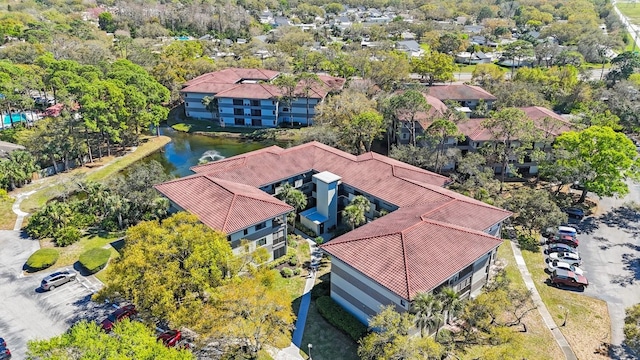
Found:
38,283 -> 86,301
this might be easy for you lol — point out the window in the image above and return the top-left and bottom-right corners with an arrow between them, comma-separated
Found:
235,118 -> 244,126
252,119 -> 262,126
251,100 -> 260,107
233,99 -> 243,106
400,299 -> 406,306
243,229 -> 249,236
185,103 -> 188,107
234,108 -> 243,115
273,110 -> 276,115
251,109 -> 261,116
255,221 -> 266,230
257,237 -> 267,246
282,107 -> 289,112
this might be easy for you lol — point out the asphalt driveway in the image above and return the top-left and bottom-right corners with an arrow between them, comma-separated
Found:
574,182 -> 640,357
0,230 -> 109,358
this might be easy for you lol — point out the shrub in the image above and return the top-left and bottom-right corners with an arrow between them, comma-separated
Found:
288,257 -> 298,266
316,296 -> 368,341
26,248 -> 59,271
53,226 -> 82,247
0,189 -> 10,201
79,248 -> 111,274
289,240 -> 298,248
293,267 -> 301,276
517,233 -> 539,252
315,236 -> 324,245
280,268 -> 294,278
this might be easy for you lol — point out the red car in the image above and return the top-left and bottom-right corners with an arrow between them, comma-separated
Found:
157,330 -> 182,347
546,234 -> 579,247
100,305 -> 137,332
550,269 -> 588,291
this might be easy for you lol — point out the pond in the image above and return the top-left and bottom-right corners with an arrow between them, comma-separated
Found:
142,126 -> 281,178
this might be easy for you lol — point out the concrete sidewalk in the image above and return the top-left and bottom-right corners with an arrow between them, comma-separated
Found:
274,236 -> 322,360
509,241 -> 577,360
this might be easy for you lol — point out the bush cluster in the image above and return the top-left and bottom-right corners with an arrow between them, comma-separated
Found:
53,226 -> 82,246
79,248 -> 111,274
280,268 -> 294,278
316,296 -> 368,341
288,257 -> 298,266
26,248 -> 59,271
294,222 -> 316,238
266,247 -> 297,269
293,268 -> 301,276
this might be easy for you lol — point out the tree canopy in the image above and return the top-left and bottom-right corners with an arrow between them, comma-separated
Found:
27,320 -> 193,360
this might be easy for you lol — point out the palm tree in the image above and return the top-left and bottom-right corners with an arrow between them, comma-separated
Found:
343,195 -> 370,230
276,183 -> 307,223
411,293 -> 444,338
437,286 -> 462,325
342,204 -> 364,230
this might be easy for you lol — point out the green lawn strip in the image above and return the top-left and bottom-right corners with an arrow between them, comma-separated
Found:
462,242 -> 564,360
86,136 -> 171,182
618,3 -> 640,24
299,300 -> 359,360
520,249 -> 610,359
0,198 -> 16,230
51,232 -> 122,269
20,136 -> 170,214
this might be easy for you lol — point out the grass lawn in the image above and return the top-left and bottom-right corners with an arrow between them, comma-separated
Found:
0,198 -> 16,230
618,3 -> 640,24
19,136 -> 170,214
38,231 -> 122,270
461,242 -> 564,360
520,248 -> 610,360
299,257 -> 360,360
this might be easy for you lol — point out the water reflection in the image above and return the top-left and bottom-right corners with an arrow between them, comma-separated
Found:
142,126 -> 276,178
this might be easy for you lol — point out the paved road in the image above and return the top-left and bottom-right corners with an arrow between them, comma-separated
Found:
0,230 -> 108,358
574,182 -> 640,358
614,1 -> 640,50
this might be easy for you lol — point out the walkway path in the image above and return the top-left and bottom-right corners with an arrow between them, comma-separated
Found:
509,241 -> 578,360
274,235 -> 322,360
12,190 -> 35,230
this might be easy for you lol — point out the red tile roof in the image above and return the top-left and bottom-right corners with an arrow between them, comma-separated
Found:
190,142 -> 451,207
156,141 -> 511,300
181,68 -> 345,100
154,175 -> 293,234
321,204 -> 505,300
428,84 -> 497,102
457,107 -> 573,141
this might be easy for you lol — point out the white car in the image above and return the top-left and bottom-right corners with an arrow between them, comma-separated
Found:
547,259 -> 584,275
549,252 -> 582,266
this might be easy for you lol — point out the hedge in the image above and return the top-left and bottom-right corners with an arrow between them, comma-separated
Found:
26,248 -> 59,271
79,248 -> 111,274
53,226 -> 82,247
316,296 -> 368,341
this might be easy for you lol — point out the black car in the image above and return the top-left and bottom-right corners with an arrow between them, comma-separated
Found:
565,208 -> 585,221
0,343 -> 10,360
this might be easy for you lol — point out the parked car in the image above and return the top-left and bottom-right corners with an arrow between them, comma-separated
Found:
550,269 -> 588,290
0,339 -> 4,348
101,305 -> 137,332
547,260 -> 584,275
157,330 -> 182,347
544,243 -> 579,255
0,346 -> 10,360
41,269 -> 77,291
565,208 -> 585,222
558,226 -> 578,236
549,252 -> 582,266
546,234 -> 579,247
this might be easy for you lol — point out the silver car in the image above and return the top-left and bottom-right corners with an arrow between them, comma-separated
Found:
41,269 -> 77,291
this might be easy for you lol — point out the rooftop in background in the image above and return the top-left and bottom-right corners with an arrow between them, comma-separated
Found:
181,68 -> 345,100
427,84 -> 498,102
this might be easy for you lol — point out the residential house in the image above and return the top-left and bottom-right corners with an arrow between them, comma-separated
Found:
154,141 -> 511,325
181,68 -> 345,127
396,40 -> 424,58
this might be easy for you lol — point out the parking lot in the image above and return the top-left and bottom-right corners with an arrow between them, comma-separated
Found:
0,230 -> 110,358
571,183 -> 640,356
